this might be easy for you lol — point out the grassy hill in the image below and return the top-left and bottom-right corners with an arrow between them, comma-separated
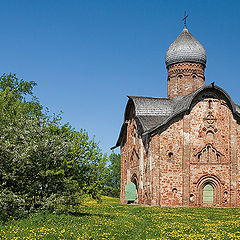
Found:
1,197 -> 240,239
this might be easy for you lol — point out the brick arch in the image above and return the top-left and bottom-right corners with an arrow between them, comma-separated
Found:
131,173 -> 139,203
189,86 -> 237,115
129,149 -> 139,168
124,99 -> 135,121
131,173 -> 138,190
196,174 -> 222,206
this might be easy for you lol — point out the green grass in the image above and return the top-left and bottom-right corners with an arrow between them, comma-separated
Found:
1,197 -> 240,239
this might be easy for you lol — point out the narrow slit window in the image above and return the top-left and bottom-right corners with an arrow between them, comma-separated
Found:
209,100 -> 212,109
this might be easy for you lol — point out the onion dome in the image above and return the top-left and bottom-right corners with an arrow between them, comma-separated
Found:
165,27 -> 207,68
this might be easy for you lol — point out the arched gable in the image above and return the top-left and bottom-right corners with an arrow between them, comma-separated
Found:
111,97 -> 147,149
188,85 -> 237,115
124,98 -> 135,121
144,84 -> 240,137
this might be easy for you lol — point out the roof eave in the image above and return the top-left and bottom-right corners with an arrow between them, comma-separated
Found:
143,84 -> 239,136
110,122 -> 127,150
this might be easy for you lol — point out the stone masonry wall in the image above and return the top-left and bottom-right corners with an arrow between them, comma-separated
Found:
120,114 -> 146,204
121,92 -> 239,207
188,92 -> 235,207
150,118 -> 184,206
167,62 -> 205,98
237,122 -> 240,206
146,92 -> 239,207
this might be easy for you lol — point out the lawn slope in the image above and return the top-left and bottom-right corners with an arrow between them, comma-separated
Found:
1,197 -> 240,239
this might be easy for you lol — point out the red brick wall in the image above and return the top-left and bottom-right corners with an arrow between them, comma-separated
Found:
237,123 -> 240,206
151,119 -> 184,206
154,94 -> 238,207
167,62 -> 205,98
120,111 -> 147,204
121,93 -> 239,207
188,93 -> 236,207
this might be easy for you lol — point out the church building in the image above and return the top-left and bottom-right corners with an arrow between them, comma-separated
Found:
112,24 -> 240,207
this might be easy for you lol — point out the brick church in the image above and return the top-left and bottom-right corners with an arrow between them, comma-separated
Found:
112,24 -> 240,207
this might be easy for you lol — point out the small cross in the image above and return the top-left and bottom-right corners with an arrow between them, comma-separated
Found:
205,112 -> 216,125
182,11 -> 188,28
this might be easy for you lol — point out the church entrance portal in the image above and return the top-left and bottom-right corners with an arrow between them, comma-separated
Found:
125,182 -> 136,203
125,174 -> 138,203
196,175 -> 222,206
203,184 -> 214,204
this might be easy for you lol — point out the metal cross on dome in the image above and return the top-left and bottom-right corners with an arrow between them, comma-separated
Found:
182,11 -> 188,28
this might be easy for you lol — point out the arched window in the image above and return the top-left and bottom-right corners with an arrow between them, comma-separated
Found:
131,173 -> 138,191
178,74 -> 183,79
208,100 -> 213,109
206,130 -> 214,141
190,194 -> 194,202
172,188 -> 177,194
168,152 -> 173,159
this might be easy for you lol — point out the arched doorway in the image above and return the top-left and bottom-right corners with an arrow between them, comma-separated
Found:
196,174 -> 222,206
131,174 -> 138,191
125,182 -> 136,203
125,174 -> 138,204
203,184 -> 214,204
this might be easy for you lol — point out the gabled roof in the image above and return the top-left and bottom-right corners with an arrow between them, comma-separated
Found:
111,84 -> 240,150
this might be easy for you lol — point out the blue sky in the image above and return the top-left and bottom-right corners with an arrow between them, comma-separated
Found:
0,0 -> 239,154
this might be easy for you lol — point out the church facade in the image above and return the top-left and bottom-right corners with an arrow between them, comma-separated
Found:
112,26 -> 240,207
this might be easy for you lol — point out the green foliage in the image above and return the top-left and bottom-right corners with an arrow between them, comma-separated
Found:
104,153 -> 121,197
0,73 -> 107,219
0,73 -> 42,116
0,73 -> 36,99
0,189 -> 27,221
64,129 -> 108,200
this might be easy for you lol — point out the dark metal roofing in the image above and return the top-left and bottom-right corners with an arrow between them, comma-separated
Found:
137,115 -> 169,132
236,104 -> 240,114
128,96 -> 175,116
165,27 -> 207,67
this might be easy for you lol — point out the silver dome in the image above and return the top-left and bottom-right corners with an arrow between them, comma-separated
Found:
165,27 -> 207,68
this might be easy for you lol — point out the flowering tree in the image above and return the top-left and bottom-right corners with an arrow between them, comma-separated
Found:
0,74 -> 107,219
103,153 -> 121,197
